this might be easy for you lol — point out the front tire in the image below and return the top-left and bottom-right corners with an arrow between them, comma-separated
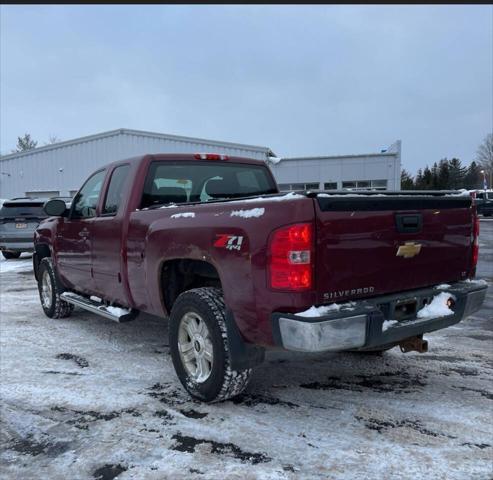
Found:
2,251 -> 21,260
169,287 -> 253,402
37,258 -> 73,319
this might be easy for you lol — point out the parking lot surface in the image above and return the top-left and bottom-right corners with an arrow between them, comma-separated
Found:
1,220 -> 492,479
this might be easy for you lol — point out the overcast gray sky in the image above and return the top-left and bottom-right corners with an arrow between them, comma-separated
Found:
1,5 -> 492,172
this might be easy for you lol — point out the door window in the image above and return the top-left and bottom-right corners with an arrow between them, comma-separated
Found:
72,170 -> 105,218
103,165 -> 130,215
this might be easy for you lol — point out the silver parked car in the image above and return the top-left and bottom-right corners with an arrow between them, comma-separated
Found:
0,197 -> 72,259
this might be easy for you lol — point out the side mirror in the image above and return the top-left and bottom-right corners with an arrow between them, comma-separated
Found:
44,199 -> 68,217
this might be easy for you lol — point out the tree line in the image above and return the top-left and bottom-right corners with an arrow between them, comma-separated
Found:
401,158 -> 484,190
401,133 -> 492,190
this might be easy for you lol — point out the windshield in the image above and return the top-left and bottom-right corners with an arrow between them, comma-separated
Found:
0,203 -> 46,218
142,161 -> 277,208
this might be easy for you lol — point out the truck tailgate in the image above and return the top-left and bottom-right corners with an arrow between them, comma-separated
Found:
314,193 -> 473,304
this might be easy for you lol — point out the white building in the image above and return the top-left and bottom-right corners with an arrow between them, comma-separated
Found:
0,129 -> 401,198
0,129 -> 274,199
269,140 -> 401,191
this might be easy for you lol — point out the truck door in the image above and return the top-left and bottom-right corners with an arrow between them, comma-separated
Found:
91,164 -> 131,305
56,169 -> 106,293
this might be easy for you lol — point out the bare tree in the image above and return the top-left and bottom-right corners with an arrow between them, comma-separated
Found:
476,133 -> 493,171
45,135 -> 61,145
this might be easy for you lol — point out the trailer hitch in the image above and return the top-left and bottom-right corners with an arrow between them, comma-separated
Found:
399,335 -> 428,353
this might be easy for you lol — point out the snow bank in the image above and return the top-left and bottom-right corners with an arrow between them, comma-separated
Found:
170,212 -> 195,219
230,208 -> 265,219
417,292 -> 454,319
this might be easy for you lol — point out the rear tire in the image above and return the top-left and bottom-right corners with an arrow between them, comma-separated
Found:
37,258 -> 73,319
169,287 -> 253,402
2,251 -> 21,260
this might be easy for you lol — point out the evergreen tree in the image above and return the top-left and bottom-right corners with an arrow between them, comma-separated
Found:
415,169 -> 424,189
401,169 -> 414,190
464,161 -> 482,190
437,159 -> 450,189
13,133 -> 37,152
431,162 -> 439,189
448,158 -> 467,189
422,166 -> 433,189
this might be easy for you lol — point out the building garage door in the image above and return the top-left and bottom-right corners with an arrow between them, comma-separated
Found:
25,191 -> 60,199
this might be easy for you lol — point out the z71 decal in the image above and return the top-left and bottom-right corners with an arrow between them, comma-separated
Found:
214,234 -> 244,251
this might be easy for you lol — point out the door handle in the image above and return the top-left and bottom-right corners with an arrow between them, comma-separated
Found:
395,214 -> 422,234
78,228 -> 89,238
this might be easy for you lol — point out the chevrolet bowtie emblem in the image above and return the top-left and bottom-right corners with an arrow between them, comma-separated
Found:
396,242 -> 422,258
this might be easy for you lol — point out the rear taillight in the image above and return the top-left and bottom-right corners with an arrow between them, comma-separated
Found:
471,214 -> 480,275
268,223 -> 313,290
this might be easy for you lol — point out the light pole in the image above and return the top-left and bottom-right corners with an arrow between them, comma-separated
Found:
480,170 -> 492,191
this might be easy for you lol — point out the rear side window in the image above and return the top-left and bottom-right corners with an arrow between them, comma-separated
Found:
141,161 -> 277,208
103,165 -> 130,215
0,203 -> 45,218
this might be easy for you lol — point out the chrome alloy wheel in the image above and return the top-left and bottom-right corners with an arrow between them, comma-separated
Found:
178,312 -> 213,383
41,270 -> 53,309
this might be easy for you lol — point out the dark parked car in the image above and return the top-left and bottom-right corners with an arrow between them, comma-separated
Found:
0,197 -> 72,259
475,191 -> 493,217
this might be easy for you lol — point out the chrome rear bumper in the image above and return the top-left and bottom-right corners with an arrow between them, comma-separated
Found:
272,281 -> 488,353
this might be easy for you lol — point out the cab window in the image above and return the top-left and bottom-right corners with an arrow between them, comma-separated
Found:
71,170 -> 105,219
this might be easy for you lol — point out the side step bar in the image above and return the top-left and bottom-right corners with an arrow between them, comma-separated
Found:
60,292 -> 138,323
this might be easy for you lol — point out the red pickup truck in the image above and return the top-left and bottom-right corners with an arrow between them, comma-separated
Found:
34,153 -> 487,402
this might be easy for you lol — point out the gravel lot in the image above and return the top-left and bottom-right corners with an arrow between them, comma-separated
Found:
1,220 -> 492,480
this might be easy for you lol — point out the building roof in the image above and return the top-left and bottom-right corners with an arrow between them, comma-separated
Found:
279,152 -> 397,162
0,128 -> 275,161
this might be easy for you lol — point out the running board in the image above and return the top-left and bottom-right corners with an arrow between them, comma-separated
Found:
60,292 -> 138,323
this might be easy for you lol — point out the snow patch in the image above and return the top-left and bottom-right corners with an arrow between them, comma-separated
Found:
237,192 -> 304,204
417,292 -> 454,319
297,302 -> 359,317
382,320 -> 398,331
268,156 -> 282,164
103,306 -> 130,317
230,208 -> 265,218
170,212 -> 195,219
318,193 -> 386,198
446,189 -> 471,197
0,255 -> 33,274
90,296 -> 102,303
436,284 -> 451,290
463,278 -> 488,286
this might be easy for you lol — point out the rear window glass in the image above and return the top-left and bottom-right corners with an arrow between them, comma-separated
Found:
0,203 -> 46,218
141,161 -> 277,208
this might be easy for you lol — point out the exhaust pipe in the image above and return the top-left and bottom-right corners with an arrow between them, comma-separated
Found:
399,335 -> 428,353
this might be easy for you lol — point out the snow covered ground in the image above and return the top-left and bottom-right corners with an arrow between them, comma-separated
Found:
1,222 -> 492,480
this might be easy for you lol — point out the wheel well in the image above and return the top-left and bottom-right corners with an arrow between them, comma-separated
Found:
33,244 -> 51,280
161,259 -> 221,313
